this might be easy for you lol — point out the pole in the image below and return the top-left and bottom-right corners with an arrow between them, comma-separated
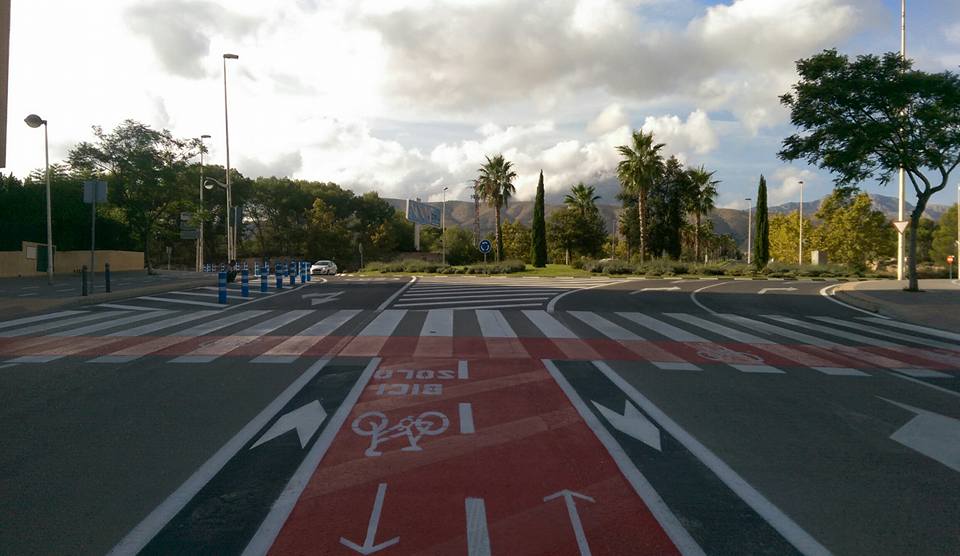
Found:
198,139 -> 205,272
43,123 -> 53,284
442,188 -> 447,265
218,271 -> 227,304
897,0 -> 906,281
90,194 -> 96,293
798,181 -> 803,265
223,57 -> 234,262
746,198 -> 752,265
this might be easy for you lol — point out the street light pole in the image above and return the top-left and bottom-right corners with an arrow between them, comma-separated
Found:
442,186 -> 449,265
897,0 -> 906,281
798,180 -> 804,265
25,114 -> 52,284
222,53 -> 239,263
746,197 -> 753,265
198,134 -> 210,271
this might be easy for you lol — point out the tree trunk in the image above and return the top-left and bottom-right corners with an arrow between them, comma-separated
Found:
565,247 -> 570,265
694,211 -> 701,262
495,205 -> 503,262
906,199 -> 928,292
638,190 -> 645,264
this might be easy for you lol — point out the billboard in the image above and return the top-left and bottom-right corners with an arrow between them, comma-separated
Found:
405,199 -> 441,227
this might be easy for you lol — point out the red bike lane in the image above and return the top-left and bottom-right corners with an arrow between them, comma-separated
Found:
267,353 -> 682,555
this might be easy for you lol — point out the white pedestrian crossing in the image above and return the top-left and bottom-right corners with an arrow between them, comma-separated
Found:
252,310 -> 361,364
171,310 -> 314,364
389,277 -> 626,310
1,311 -> 129,337
857,317 -> 960,342
0,310 -> 86,331
421,309 -> 454,337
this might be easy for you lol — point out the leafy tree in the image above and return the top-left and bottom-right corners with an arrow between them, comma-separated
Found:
914,218 -> 937,263
779,49 -> 960,290
686,165 -> 719,262
931,204 -> 959,266
548,206 -> 606,264
531,170 -> 548,267
647,156 -> 689,259
754,175 -> 769,269
617,200 -> 641,260
617,130 -> 664,263
769,211 -> 815,264
475,154 -> 517,262
444,225 -> 482,265
811,191 -> 894,269
501,221 -> 532,263
563,183 -> 601,217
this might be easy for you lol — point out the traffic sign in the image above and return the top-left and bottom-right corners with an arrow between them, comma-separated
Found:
893,220 -> 910,234
949,255 -> 955,264
478,239 -> 492,254
82,180 -> 107,204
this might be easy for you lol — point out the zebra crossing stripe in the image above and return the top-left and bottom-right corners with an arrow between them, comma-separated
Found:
814,316 -> 960,352
0,310 -> 85,331
617,312 -> 707,342
394,297 -> 551,308
137,296 -> 226,308
401,291 -> 561,301
858,317 -> 960,342
50,311 -> 173,337
568,311 -> 700,371
421,309 -> 454,336
523,310 -> 602,360
339,310 -> 407,357
171,310 -> 314,364
252,310 -> 361,364
0,311 -> 128,337
475,310 -> 528,358
108,310 -> 219,337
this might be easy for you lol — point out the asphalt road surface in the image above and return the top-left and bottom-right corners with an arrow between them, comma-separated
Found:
0,276 -> 957,555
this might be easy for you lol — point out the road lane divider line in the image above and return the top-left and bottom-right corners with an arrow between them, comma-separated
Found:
376,276 -> 417,312
589,360 -> 831,556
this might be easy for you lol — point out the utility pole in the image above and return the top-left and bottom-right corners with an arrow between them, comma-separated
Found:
798,180 -> 804,265
472,183 -> 481,245
746,198 -> 753,265
896,0 -> 906,281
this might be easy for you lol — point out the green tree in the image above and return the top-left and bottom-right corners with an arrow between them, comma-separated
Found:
647,156 -> 690,259
617,130 -> 664,263
769,211 -> 815,264
914,218 -> 937,263
931,204 -> 959,266
779,49 -> 960,290
686,165 -> 719,262
754,175 -> 769,269
531,170 -> 548,267
563,183 -> 601,217
501,221 -> 532,263
475,154 -> 517,262
548,206 -> 606,264
811,191 -> 894,269
444,226 -> 482,265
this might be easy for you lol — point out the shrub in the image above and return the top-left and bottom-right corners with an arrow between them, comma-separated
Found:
602,260 -> 635,275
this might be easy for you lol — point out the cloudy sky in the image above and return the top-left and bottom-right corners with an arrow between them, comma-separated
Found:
7,0 -> 960,208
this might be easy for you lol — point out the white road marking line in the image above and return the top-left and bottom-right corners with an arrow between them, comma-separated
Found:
51,311 -> 172,337
405,285 -> 563,294
108,358 -> 339,556
475,310 -> 517,338
893,369 -> 952,379
109,311 -> 219,337
401,290 -> 563,300
395,297 -> 550,308
421,309 -> 454,337
96,303 -> 166,311
358,310 -> 407,336
0,310 -> 86,331
617,312 -> 706,342
241,358 -> 381,556
171,310 -> 314,363
814,316 -> 960,352
459,402 -> 475,434
377,276 -> 417,311
888,372 -> 960,399
137,296 -> 225,308
590,360 -> 830,556
252,310 -> 362,364
0,363 -> 19,369
543,360 -> 705,556
166,291 -> 248,300
763,315 -> 899,348
432,302 -> 546,311
0,311 -> 129,337
522,310 -> 577,339
457,360 -> 469,379
819,283 -> 889,318
546,281 -> 618,312
569,311 -> 642,340
858,317 -> 960,342
465,498 -> 491,556
17,293 -> 38,297
729,364 -> 785,374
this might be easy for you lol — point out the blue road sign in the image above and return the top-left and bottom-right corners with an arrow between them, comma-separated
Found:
478,239 -> 492,254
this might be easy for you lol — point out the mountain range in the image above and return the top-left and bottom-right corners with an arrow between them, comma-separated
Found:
385,194 -> 954,248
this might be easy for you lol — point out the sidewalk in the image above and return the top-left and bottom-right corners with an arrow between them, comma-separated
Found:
0,270 -> 216,318
835,279 -> 960,332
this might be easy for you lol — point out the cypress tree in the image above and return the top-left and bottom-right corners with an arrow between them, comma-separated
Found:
531,170 -> 548,267
754,175 -> 769,269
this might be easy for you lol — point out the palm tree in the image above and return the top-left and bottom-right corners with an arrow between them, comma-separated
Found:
686,165 -> 719,262
617,130 -> 664,263
475,154 -> 517,262
564,183 -> 601,218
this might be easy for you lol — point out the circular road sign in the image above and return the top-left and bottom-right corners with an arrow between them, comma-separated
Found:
478,239 -> 492,254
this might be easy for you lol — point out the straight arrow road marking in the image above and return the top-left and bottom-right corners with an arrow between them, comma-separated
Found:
592,400 -> 661,451
543,489 -> 595,556
631,287 -> 681,294
250,400 -> 327,450
880,397 -> 960,473
302,291 -> 344,306
339,483 -> 400,555
757,287 -> 798,294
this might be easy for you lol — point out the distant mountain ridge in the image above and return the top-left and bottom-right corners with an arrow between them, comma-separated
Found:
385,194 -> 953,248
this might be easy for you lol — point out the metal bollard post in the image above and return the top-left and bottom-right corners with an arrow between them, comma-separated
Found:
276,263 -> 283,290
105,262 -> 111,293
260,267 -> 268,293
304,261 -> 311,282
241,269 -> 249,298
81,265 -> 88,296
289,261 -> 296,286
218,271 -> 227,304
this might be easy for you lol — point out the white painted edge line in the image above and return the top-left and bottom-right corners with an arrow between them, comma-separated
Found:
459,403 -> 476,434
546,281 -> 616,313
819,283 -> 890,319
465,498 -> 492,556
96,303 -> 166,312
242,357 -> 381,556
888,371 -> 960,399
591,360 -> 831,556
107,357 -> 335,556
0,363 -> 19,369
541,359 -> 705,556
689,281 -> 731,314
376,276 -> 417,312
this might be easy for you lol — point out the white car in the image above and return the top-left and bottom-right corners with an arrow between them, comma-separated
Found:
310,260 -> 338,275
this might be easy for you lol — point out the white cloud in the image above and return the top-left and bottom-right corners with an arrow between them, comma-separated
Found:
769,167 -> 816,206
587,103 -> 628,136
641,110 -> 719,158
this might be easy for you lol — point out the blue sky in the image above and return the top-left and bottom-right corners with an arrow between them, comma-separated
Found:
7,0 -> 960,210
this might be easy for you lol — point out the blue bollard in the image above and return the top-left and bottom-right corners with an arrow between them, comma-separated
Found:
292,260 -> 299,285
303,261 -> 310,282
218,271 -> 227,304
260,267 -> 268,292
241,269 -> 249,298
276,263 -> 283,290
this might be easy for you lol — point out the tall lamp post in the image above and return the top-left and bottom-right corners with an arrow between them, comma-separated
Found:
222,53 -> 239,262
896,0 -> 907,281
24,114 -> 53,284
441,186 -> 449,265
745,197 -> 753,265
197,134 -> 211,271
798,180 -> 804,265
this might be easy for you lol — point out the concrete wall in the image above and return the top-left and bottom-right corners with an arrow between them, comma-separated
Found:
0,242 -> 144,277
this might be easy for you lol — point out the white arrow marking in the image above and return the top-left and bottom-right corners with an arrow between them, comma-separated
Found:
250,400 -> 327,450
631,287 -> 681,294
340,483 -> 400,554
880,397 -> 960,473
758,287 -> 798,295
301,291 -> 344,306
592,400 -> 661,451
543,489 -> 595,556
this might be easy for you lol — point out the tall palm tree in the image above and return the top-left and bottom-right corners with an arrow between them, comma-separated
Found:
564,183 -> 601,218
686,165 -> 720,262
617,130 -> 664,263
476,154 -> 517,262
